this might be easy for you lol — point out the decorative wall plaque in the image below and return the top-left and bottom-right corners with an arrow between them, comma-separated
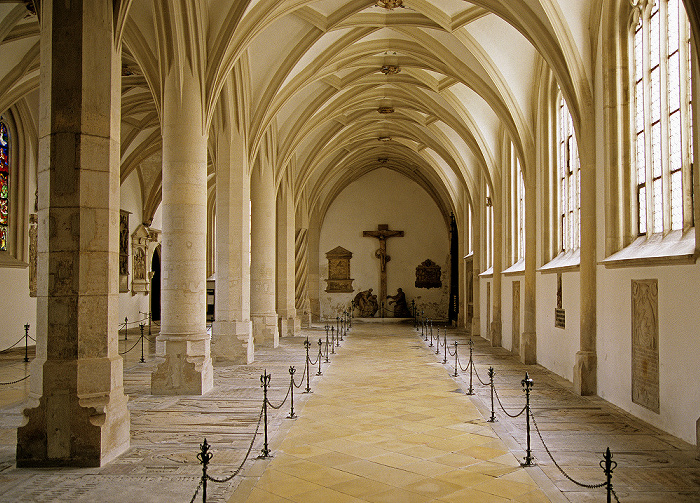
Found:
131,223 -> 160,295
415,259 -> 442,289
28,213 -> 37,297
119,210 -> 130,292
512,281 -> 521,354
555,272 -> 565,328
632,279 -> 660,413
325,246 -> 354,293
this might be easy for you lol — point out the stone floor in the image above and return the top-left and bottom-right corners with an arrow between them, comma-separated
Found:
0,322 -> 698,502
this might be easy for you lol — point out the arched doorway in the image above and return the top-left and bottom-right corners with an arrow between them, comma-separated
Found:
150,245 -> 161,321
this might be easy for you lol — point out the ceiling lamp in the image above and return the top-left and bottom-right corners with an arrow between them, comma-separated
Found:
378,136 -> 392,142
376,0 -> 403,9
378,106 -> 394,114
380,65 -> 400,75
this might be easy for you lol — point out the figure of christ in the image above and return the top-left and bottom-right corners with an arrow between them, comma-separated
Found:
362,224 -> 404,305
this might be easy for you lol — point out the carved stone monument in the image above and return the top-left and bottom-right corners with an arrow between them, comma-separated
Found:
632,279 -> 659,413
415,259 -> 442,288
387,288 -> 411,317
353,289 -> 379,317
325,246 -> 354,293
131,224 -> 161,295
119,210 -> 129,292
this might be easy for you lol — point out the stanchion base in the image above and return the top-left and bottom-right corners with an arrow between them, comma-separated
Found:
520,458 -> 536,467
466,390 -> 475,396
258,452 -> 274,459
286,414 -> 297,420
487,418 -> 497,423
315,372 -> 323,376
303,390 -> 313,394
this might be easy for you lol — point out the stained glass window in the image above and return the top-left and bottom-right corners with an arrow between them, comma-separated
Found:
0,121 -> 8,251
633,0 -> 693,235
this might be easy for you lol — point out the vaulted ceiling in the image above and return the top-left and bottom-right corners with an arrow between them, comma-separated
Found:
0,0 -> 601,225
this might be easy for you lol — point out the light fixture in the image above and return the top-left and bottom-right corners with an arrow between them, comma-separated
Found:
378,106 -> 395,114
378,136 -> 392,142
378,158 -> 389,163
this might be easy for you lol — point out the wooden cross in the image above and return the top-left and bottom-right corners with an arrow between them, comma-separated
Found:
363,224 -> 404,305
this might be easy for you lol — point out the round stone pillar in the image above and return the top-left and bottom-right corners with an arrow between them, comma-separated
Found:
251,163 -> 279,347
151,69 -> 213,395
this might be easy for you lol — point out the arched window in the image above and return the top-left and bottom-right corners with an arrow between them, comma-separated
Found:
633,0 -> 693,235
517,162 -> 525,260
0,120 -> 8,252
558,93 -> 580,251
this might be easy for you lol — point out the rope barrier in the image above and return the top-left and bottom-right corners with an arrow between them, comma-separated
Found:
0,335 -> 27,354
119,336 -> 143,356
472,361 -> 490,386
529,409 -> 618,501
188,479 -> 203,503
293,365 -> 307,389
493,386 -> 528,418
205,404 -> 265,484
0,374 -> 30,385
266,382 -> 292,410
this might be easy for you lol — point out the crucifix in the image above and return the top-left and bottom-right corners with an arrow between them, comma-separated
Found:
363,224 -> 404,305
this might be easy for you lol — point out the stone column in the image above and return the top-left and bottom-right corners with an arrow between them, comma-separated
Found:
276,175 -> 299,337
491,192 -> 503,347
211,126 -> 253,363
521,167 -> 537,364
308,209 -> 321,323
151,68 -> 213,395
295,227 -> 312,328
471,191 -> 481,337
250,161 -> 279,347
575,121 -> 597,395
17,0 -> 129,467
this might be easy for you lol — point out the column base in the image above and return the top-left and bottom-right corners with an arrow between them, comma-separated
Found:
520,331 -> 537,365
17,358 -> 130,467
252,313 -> 279,348
490,320 -> 502,347
573,350 -> 597,395
696,417 -> 700,460
293,316 -> 301,336
151,335 -> 214,395
471,315 -> 480,337
211,320 -> 254,364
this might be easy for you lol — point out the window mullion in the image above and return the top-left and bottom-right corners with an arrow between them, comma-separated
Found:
679,10 -> 694,230
659,0 -> 672,233
643,8 -> 655,234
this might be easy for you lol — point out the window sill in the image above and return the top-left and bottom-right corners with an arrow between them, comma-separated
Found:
503,258 -> 525,276
479,266 -> 493,278
0,253 -> 28,269
538,248 -> 580,273
600,229 -> 697,268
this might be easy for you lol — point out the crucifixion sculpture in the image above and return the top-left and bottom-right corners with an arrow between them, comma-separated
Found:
362,224 -> 404,306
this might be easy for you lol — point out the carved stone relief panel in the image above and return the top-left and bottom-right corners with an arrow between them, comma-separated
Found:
28,213 -> 37,297
119,210 -> 129,292
631,279 -> 659,413
415,259 -> 442,288
325,246 -> 353,293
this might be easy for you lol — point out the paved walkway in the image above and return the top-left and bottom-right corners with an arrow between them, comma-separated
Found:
0,322 -> 698,502
231,323 -> 553,503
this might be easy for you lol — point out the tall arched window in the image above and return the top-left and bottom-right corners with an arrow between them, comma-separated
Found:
633,0 -> 693,235
0,120 -> 8,252
558,93 -> 580,251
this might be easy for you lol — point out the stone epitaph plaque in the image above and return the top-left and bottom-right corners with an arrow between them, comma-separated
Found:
325,246 -> 353,293
555,272 -> 565,328
415,259 -> 442,288
631,279 -> 660,413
